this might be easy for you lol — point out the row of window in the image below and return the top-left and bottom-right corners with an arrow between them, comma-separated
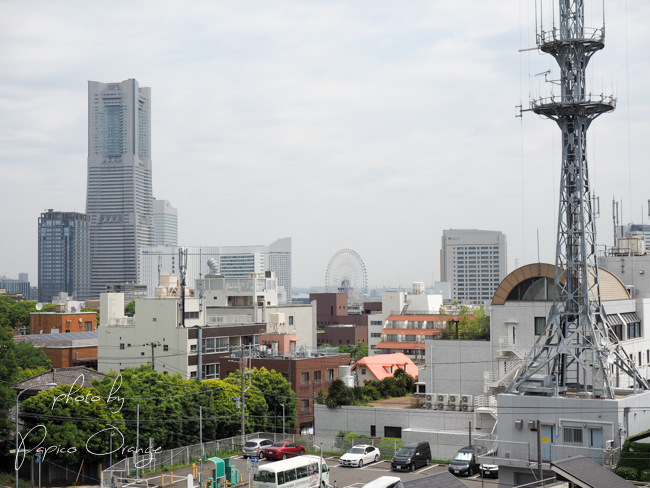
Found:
300,370 -> 334,384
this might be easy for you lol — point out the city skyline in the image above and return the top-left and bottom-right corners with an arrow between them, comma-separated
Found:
1,1 -> 649,289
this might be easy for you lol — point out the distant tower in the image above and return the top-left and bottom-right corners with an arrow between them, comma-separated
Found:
153,198 -> 178,246
507,0 -> 648,397
86,79 -> 155,297
38,210 -> 91,302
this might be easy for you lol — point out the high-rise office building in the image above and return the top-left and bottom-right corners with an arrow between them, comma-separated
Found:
153,198 -> 178,246
86,79 -> 155,297
38,210 -> 91,302
440,229 -> 507,304
138,238 -> 292,299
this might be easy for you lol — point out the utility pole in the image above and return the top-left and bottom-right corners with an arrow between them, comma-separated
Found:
136,403 -> 140,478
144,342 -> 161,371
241,345 -> 246,448
536,420 -> 542,485
200,406 -> 204,487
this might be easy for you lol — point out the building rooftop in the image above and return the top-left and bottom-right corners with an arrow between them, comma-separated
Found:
551,456 -> 635,488
353,353 -> 418,379
15,366 -> 107,390
18,331 -> 98,347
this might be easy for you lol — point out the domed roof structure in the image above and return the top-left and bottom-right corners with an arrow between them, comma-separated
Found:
492,263 -> 629,305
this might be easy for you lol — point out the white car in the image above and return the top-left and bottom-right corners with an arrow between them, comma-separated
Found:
340,445 -> 381,467
361,477 -> 401,488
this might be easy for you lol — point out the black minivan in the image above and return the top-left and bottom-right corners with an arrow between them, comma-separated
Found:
391,442 -> 431,471
448,446 -> 480,476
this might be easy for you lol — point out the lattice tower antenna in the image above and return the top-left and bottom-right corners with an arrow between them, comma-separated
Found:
506,0 -> 649,398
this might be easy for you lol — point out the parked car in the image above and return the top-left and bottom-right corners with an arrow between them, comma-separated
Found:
480,463 -> 498,478
242,438 -> 273,459
390,441 -> 431,471
361,476 -> 402,488
340,445 -> 381,467
448,446 -> 479,476
263,441 -> 306,460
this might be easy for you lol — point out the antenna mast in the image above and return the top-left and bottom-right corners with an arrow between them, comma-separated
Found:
507,0 -> 648,398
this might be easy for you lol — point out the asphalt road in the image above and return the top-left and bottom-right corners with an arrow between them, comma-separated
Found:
138,455 -> 504,488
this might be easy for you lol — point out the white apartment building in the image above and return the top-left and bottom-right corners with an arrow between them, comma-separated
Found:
440,229 -> 507,304
138,237 -> 292,299
98,271 -> 315,378
368,285 -> 443,356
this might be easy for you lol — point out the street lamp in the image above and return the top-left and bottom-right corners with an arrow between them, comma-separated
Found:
280,403 -> 285,439
15,383 -> 56,488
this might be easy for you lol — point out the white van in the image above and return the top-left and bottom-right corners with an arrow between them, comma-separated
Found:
361,477 -> 402,488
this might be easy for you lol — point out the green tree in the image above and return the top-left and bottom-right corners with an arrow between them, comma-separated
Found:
325,379 -> 354,408
0,327 -> 19,455
14,341 -> 51,369
20,384 -> 126,464
248,367 -> 297,432
124,300 -> 137,317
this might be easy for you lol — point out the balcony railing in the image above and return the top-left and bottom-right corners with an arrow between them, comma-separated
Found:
475,437 -> 619,467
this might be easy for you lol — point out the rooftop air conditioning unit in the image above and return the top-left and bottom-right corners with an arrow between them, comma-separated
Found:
460,394 -> 474,412
436,394 -> 448,411
448,394 -> 460,411
425,393 -> 435,403
424,402 -> 433,410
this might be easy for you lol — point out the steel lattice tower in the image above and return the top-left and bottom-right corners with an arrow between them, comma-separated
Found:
506,0 -> 649,398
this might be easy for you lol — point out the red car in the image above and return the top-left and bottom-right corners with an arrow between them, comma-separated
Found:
263,441 -> 306,460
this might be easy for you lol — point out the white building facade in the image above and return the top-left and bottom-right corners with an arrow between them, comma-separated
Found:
138,237 -> 292,299
440,229 -> 507,304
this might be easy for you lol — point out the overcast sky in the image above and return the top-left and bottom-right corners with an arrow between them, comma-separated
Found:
1,0 -> 649,290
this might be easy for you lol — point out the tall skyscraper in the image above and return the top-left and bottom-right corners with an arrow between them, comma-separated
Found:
86,79 -> 155,297
153,198 -> 178,246
38,210 -> 91,302
440,229 -> 507,304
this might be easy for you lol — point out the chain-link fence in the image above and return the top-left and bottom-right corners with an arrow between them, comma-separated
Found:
101,432 -> 314,488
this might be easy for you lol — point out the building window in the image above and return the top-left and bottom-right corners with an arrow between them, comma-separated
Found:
85,321 -> 92,331
289,316 -> 294,326
563,427 -> 583,445
184,311 -> 199,319
628,321 -> 641,339
370,425 -> 376,437
535,317 -> 546,336
300,372 -> 310,385
301,399 -> 310,413
203,337 -> 228,353
164,345 -> 169,352
153,318 -> 157,322
190,371 -> 197,379
190,344 -> 197,353
202,363 -> 219,379
327,369 -> 334,381
314,371 -> 322,383
361,368 -> 366,374
120,343 -> 124,350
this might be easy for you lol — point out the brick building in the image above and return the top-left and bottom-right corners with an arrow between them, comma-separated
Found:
310,293 -> 381,327
317,324 -> 368,347
18,331 -> 98,368
216,351 -> 351,434
30,311 -> 97,335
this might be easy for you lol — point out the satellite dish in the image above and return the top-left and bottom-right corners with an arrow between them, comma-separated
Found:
79,318 -> 82,323
35,303 -> 43,311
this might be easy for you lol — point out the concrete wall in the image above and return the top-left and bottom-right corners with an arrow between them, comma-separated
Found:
423,340 -> 493,398
314,404 -> 496,460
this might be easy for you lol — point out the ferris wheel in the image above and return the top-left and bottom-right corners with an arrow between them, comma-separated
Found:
325,249 -> 368,299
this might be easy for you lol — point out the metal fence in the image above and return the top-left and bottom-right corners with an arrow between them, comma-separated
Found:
101,432 -> 313,488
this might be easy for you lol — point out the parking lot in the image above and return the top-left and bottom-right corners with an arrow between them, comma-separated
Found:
228,455 -> 503,488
